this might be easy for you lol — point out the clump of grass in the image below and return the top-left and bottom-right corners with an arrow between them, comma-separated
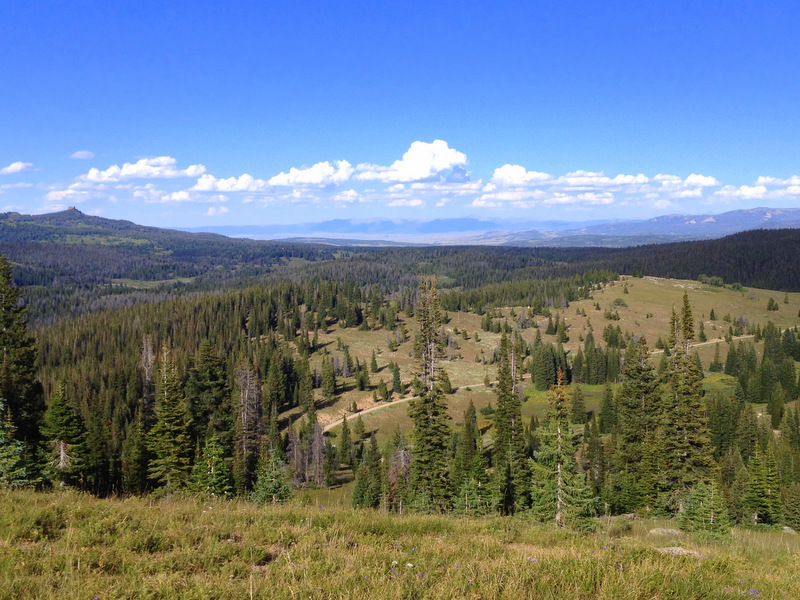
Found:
1,490 -> 799,599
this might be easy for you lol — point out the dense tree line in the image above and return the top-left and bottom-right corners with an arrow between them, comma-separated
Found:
3,242 -> 800,533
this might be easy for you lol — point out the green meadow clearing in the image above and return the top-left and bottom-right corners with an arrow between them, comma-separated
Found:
2,490 -> 799,600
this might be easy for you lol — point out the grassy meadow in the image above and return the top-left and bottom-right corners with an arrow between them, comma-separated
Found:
315,276 -> 800,446
2,489 -> 799,600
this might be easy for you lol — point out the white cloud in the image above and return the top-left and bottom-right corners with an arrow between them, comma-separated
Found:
332,189 -> 362,203
714,185 -> 768,200
70,150 -> 95,160
612,173 -> 650,185
192,173 -> 268,192
654,174 -> 682,184
206,206 -> 230,216
684,173 -> 719,187
1,161 -> 33,175
672,188 -> 703,198
83,157 -> 206,182
488,164 -> 552,188
1,182 -> 33,189
355,140 -> 467,183
755,175 -> 800,187
45,188 -> 89,203
268,160 -> 353,186
386,198 -> 424,207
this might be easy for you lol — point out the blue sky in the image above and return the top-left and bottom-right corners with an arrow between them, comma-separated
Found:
2,1 -> 799,228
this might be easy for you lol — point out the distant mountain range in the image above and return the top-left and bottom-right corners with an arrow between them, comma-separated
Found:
181,207 -> 800,247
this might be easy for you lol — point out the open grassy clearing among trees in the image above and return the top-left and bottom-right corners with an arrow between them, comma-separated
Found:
4,226 -> 800,597
2,489 -> 800,600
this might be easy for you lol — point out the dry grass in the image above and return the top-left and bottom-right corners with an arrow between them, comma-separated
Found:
2,490 -> 799,599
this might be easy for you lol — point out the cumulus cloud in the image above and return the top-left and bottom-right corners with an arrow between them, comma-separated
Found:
192,173 -> 268,192
755,175 -> 800,187
487,164 -> 552,188
714,185 -> 768,200
684,173 -> 719,187
82,157 -> 206,182
268,160 -> 353,186
45,188 -> 89,203
386,198 -> 424,207
70,150 -> 95,160
355,140 -> 467,183
206,206 -> 230,216
332,189 -> 363,203
1,161 -> 33,175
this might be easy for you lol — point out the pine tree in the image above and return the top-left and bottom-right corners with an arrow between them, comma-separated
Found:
41,383 -> 87,488
190,434 -> 232,498
337,416 -> 352,467
392,364 -> 403,395
408,276 -> 452,511
353,414 -> 365,440
0,398 -> 28,488
584,416 -> 605,496
453,450 -> 492,516
571,385 -> 587,424
678,480 -> 731,539
251,451 -> 292,505
493,333 -> 528,514
370,350 -> 379,373
233,363 -> 262,492
321,356 -> 337,401
598,382 -> 617,434
660,298 -> 715,502
453,400 -> 479,490
0,255 -> 44,479
185,342 -> 231,456
746,444 -> 782,525
121,405 -> 150,495
147,345 -> 192,491
613,337 -> 661,512
530,372 -> 596,529
352,435 -> 383,509
767,384 -> 785,429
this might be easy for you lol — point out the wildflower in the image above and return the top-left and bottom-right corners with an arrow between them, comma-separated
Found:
527,557 -> 538,563
392,560 -> 398,565
406,563 -> 414,568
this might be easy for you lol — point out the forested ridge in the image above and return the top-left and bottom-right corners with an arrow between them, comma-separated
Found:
2,219 -> 800,534
3,209 -> 800,328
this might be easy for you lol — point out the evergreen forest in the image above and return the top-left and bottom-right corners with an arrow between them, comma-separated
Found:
3,213 -> 800,538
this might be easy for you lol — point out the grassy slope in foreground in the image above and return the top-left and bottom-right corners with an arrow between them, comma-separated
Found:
2,490 -> 799,600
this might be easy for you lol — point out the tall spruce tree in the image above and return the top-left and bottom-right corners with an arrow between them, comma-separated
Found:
0,255 -> 44,479
185,342 -> 232,455
42,383 -> 87,488
251,451 -> 292,505
190,434 -> 232,498
598,382 -> 617,434
661,297 -> 715,503
408,276 -> 452,511
571,385 -> 587,424
0,397 -> 28,488
148,345 -> 192,491
530,372 -> 596,528
493,333 -> 529,514
612,337 -> 661,512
